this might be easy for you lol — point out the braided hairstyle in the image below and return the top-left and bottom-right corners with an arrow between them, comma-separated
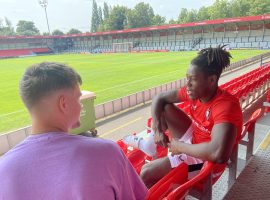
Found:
191,45 -> 232,79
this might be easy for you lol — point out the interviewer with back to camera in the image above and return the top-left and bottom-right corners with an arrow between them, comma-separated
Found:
0,62 -> 147,200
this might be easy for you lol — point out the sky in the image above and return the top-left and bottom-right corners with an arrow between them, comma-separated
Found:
0,0 -> 215,33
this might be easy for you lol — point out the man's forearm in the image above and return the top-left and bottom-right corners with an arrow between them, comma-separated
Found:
151,90 -> 180,117
175,142 -> 226,163
151,94 -> 166,118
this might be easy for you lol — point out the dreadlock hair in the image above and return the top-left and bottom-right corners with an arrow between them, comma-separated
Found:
191,44 -> 232,79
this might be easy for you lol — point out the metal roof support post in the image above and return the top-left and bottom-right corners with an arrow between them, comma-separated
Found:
212,26 -> 214,39
174,29 -> 177,45
158,31 -> 161,47
248,22 -> 251,38
111,35 -> 113,46
132,33 -> 134,44
167,30 -> 169,46
223,25 -> 226,43
151,31 -> 154,45
262,21 -> 265,41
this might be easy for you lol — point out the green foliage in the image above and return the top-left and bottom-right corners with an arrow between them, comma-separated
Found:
127,2 -> 155,28
98,6 -> 103,25
42,32 -> 50,36
52,29 -> 64,36
152,15 -> 166,26
176,0 -> 270,24
67,28 -> 81,35
208,0 -> 231,20
197,7 -> 210,21
16,20 -> 40,36
247,0 -> 270,16
93,2 -> 166,31
105,6 -> 129,30
178,8 -> 188,23
103,2 -> 110,20
91,0 -> 99,32
168,19 -> 177,24
0,17 -> 15,36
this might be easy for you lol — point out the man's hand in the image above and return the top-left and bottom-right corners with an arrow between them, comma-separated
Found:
168,138 -> 184,156
152,113 -> 169,147
154,132 -> 169,147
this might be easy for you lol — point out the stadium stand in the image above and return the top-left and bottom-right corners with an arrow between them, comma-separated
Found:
0,14 -> 270,57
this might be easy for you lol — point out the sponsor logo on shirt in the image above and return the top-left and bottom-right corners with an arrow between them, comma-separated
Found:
192,120 -> 211,134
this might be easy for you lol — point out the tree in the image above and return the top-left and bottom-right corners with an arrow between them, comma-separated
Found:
152,14 -> 166,26
208,0 -> 231,20
42,32 -> 50,36
186,9 -> 197,22
106,6 -> 129,30
197,6 -> 210,21
103,2 -> 110,20
67,28 -> 82,34
91,0 -> 99,32
168,19 -> 177,24
247,0 -> 270,16
178,8 -> 189,23
16,20 -> 40,36
52,29 -> 64,35
98,6 -> 103,25
0,17 -> 15,36
127,2 -> 155,28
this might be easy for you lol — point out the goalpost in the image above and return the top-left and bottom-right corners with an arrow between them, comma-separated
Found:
112,42 -> 133,53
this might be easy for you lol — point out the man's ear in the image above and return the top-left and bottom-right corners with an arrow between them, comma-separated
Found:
58,95 -> 68,114
208,74 -> 218,86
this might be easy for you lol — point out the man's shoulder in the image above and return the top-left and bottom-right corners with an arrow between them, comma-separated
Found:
214,89 -> 240,105
66,134 -> 120,152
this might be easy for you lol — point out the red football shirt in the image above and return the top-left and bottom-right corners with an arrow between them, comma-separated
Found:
178,87 -> 243,145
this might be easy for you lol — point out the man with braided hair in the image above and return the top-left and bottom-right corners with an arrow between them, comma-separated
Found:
124,45 -> 243,188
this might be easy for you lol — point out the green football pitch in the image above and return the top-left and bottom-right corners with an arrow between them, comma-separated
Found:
0,50 -> 269,133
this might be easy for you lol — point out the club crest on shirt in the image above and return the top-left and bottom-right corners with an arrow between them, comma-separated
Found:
205,108 -> 211,120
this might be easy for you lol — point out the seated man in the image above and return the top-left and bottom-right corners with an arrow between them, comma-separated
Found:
0,62 -> 147,200
124,45 -> 243,188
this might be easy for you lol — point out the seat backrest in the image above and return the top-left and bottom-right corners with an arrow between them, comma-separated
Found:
127,149 -> 147,174
164,162 -> 215,200
242,108 -> 262,137
146,163 -> 188,200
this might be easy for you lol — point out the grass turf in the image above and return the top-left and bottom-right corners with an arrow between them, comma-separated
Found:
0,49 -> 269,133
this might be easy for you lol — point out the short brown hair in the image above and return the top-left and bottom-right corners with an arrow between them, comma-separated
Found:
19,62 -> 82,109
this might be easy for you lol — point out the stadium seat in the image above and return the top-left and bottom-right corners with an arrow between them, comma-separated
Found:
163,161 -> 215,200
146,163 -> 189,200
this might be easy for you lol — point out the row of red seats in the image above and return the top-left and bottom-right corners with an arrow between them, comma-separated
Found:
0,49 -> 32,57
0,48 -> 51,58
221,64 -> 270,94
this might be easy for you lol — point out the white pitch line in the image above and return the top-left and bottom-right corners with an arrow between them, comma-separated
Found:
0,109 -> 25,118
95,69 -> 184,93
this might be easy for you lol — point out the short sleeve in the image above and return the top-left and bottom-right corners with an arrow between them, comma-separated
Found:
212,99 -> 242,127
116,148 -> 148,200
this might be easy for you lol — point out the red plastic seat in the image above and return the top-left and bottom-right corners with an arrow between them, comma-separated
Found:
265,90 -> 270,113
240,108 -> 263,141
126,149 -> 148,174
163,162 -> 215,200
146,163 -> 189,200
